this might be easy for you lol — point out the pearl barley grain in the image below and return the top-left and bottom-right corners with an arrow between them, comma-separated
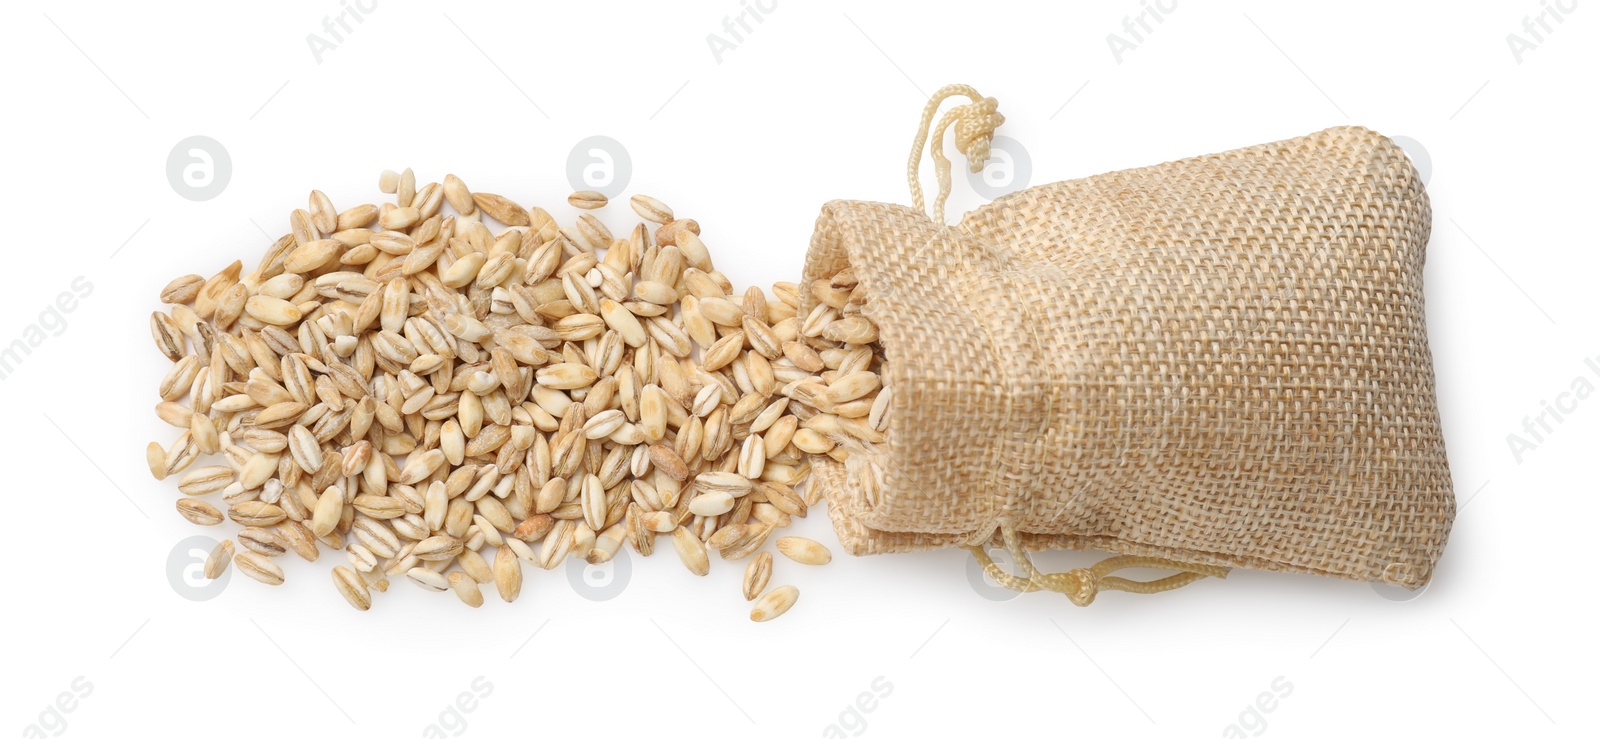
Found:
148,169 -> 889,621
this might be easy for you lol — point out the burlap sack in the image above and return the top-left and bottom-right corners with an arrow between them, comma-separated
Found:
802,86 -> 1453,600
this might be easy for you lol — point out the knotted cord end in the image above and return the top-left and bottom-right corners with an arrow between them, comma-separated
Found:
952,95 -> 1004,173
906,84 -> 1006,223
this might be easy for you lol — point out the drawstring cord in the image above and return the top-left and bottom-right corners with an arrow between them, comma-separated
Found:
968,525 -> 1229,606
907,84 -> 1005,223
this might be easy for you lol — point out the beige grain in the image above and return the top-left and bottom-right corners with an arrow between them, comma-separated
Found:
204,539 -> 234,579
776,536 -> 832,565
333,566 -> 372,610
568,191 -> 608,210
235,551 -> 285,585
149,167 -> 876,618
749,584 -> 799,622
742,552 -> 772,602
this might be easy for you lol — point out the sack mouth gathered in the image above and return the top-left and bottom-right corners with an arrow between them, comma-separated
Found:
803,126 -> 1454,590
803,201 -> 1013,538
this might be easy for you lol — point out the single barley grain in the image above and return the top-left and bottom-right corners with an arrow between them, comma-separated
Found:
333,566 -> 372,610
743,552 -> 773,601
235,551 -> 285,585
776,536 -> 832,565
204,539 -> 234,579
750,584 -> 799,622
568,191 -> 608,210
493,544 -> 522,602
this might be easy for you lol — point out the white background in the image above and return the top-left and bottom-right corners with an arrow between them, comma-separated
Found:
3,1 -> 1593,737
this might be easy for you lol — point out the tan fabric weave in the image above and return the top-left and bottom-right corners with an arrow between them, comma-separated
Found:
802,126 -> 1453,588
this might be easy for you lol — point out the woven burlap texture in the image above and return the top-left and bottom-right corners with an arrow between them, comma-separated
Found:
802,125 -> 1453,587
